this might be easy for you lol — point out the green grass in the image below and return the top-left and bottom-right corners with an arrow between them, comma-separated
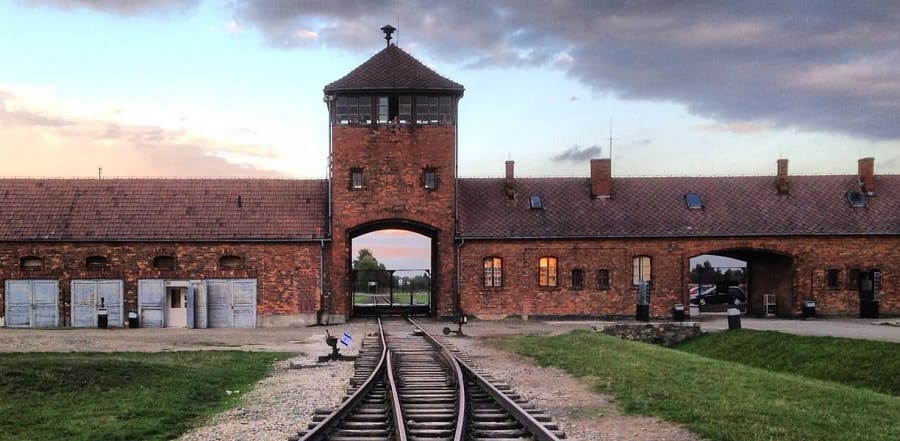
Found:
352,292 -> 430,305
501,331 -> 900,441
675,330 -> 900,396
0,351 -> 289,441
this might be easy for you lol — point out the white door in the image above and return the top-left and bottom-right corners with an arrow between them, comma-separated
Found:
138,279 -> 165,328
166,287 -> 187,328
71,280 -> 124,327
207,279 -> 257,328
4,280 -> 58,328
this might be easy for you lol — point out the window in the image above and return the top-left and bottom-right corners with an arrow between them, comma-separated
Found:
350,168 -> 364,189
377,96 -> 389,123
848,268 -> 861,290
439,96 -> 453,124
846,191 -> 866,208
826,268 -> 840,289
399,96 -> 411,123
597,269 -> 610,290
529,194 -> 543,210
571,269 -> 584,289
334,96 -> 372,125
86,256 -> 109,270
153,255 -> 176,270
414,96 -> 453,125
685,193 -> 703,209
219,255 -> 243,269
539,257 -> 558,287
632,255 -> 651,285
19,256 -> 43,269
483,257 -> 502,287
423,168 -> 437,190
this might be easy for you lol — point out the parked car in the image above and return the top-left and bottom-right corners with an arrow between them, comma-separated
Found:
691,286 -> 746,305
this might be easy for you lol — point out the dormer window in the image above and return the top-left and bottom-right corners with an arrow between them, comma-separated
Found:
86,256 -> 109,270
529,194 -> 543,210
685,193 -> 703,209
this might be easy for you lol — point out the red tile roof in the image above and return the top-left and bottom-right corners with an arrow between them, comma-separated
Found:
458,175 -> 900,239
324,44 -> 464,95
0,179 -> 327,241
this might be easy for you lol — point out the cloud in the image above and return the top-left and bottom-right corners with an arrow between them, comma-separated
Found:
231,1 -> 900,142
21,0 -> 199,15
551,145 -> 601,162
0,89 -> 283,177
694,121 -> 773,134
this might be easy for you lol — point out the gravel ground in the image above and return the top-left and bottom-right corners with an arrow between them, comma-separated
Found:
1,319 -> 705,440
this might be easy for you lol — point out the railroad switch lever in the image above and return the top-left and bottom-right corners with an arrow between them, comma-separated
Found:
318,329 -> 357,363
442,314 -> 468,336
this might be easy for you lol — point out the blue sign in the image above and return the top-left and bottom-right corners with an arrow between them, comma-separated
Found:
340,331 -> 352,347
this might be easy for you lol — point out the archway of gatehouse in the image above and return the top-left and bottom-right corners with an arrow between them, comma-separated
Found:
687,248 -> 795,317
348,219 -> 437,317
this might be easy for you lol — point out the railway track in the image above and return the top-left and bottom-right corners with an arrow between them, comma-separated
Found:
292,317 -> 565,441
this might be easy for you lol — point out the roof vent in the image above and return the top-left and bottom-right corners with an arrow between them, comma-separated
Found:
846,191 -> 866,208
381,24 -> 396,46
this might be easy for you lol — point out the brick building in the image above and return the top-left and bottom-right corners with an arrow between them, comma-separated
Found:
1,31 -> 897,327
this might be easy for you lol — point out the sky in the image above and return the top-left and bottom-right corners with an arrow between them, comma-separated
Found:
1,1 -> 898,266
1,0 -> 899,180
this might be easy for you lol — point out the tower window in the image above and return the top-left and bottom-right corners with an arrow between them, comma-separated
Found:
335,96 -> 372,125
20,256 -> 43,269
350,168 -> 364,189
86,255 -> 109,270
219,255 -> 243,269
153,255 -> 176,270
423,168 -> 437,190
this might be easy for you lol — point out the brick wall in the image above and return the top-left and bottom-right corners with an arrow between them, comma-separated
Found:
459,236 -> 900,318
328,124 -> 457,320
0,242 -> 322,326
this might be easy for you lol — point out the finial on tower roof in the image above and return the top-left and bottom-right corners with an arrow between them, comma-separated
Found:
380,24 -> 396,46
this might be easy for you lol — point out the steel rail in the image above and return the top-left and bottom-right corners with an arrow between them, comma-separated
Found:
385,350 -> 409,441
407,317 -> 562,441
298,318 -> 406,441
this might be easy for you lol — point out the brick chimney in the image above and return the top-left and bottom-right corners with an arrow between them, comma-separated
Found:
776,159 -> 789,195
504,160 -> 516,199
858,157 -> 875,195
590,158 -> 611,198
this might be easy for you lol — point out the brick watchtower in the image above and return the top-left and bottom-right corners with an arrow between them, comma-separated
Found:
322,26 -> 464,322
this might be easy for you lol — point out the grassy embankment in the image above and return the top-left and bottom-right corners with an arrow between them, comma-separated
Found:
0,351 -> 288,441
501,330 -> 900,441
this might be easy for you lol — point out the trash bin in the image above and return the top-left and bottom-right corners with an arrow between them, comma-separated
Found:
727,307 -> 741,330
128,311 -> 139,328
801,300 -> 816,319
97,307 -> 108,329
673,303 -> 685,322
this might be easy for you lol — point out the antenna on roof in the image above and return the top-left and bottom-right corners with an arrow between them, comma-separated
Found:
381,24 -> 396,47
396,15 -> 400,47
608,117 -> 613,160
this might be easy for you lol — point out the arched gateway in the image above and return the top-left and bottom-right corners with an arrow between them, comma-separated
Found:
322,28 -> 464,322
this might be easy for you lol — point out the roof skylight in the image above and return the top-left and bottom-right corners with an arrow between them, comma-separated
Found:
685,193 -> 703,210
846,191 -> 866,208
529,194 -> 543,210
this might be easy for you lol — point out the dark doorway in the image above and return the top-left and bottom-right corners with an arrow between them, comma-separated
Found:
689,249 -> 794,317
